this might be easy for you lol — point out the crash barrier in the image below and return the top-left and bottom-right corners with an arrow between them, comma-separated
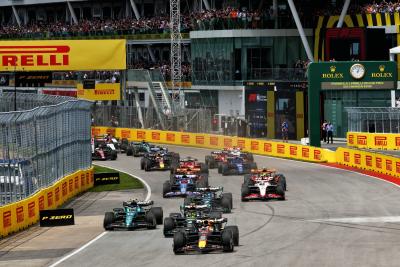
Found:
347,132 -> 400,150
0,93 -> 92,205
0,167 -> 93,238
91,127 -> 336,163
336,147 -> 400,178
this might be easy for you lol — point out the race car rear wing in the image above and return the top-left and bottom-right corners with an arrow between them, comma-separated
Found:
196,186 -> 223,192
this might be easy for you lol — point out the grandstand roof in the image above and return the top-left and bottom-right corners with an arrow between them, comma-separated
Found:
0,0 -> 86,7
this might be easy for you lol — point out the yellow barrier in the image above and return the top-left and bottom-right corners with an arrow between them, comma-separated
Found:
0,168 -> 93,238
92,127 -> 335,163
347,132 -> 400,150
337,147 -> 400,178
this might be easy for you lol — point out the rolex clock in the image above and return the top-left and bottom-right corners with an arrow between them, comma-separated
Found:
350,63 -> 365,80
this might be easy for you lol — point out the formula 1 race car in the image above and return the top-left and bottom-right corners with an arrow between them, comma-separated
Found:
140,151 -> 179,171
241,169 -> 286,201
205,147 -> 254,169
171,157 -> 209,175
92,144 -> 117,161
163,174 -> 208,198
218,157 -> 257,176
163,204 -> 219,237
125,141 -> 170,157
172,218 -> 239,254
103,200 -> 163,230
184,187 -> 232,213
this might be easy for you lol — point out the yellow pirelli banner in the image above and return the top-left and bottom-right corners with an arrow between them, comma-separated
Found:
77,83 -> 121,101
0,40 -> 126,71
347,132 -> 400,150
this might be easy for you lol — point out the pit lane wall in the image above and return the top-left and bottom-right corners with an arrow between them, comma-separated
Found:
347,132 -> 400,150
0,168 -> 93,238
337,147 -> 400,178
92,127 -> 335,163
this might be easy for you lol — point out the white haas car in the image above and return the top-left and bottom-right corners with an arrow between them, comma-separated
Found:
241,169 -> 286,201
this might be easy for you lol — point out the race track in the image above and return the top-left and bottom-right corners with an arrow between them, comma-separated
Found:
49,145 -> 400,267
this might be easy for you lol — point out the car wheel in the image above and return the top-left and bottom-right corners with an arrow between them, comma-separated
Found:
150,207 -> 163,225
241,184 -> 249,202
163,217 -> 175,237
173,231 -> 185,254
222,193 -> 233,211
222,230 -> 234,252
221,195 -> 231,213
224,226 -> 239,246
103,212 -> 114,231
126,146 -> 133,156
145,212 -> 156,229
163,181 -> 171,198
276,185 -> 285,200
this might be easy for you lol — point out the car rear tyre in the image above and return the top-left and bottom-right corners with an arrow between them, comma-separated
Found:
221,195 -> 231,213
126,146 -> 133,156
241,184 -> 249,202
145,212 -> 157,229
224,225 -> 239,246
221,164 -> 229,176
163,181 -> 171,198
110,151 -> 117,160
163,217 -> 175,237
276,185 -> 285,200
222,193 -> 233,210
150,207 -> 163,225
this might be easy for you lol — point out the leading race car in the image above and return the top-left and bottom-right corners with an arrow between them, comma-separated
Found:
103,200 -> 163,230
241,169 -> 286,201
163,174 -> 208,198
163,204 -> 217,237
140,151 -> 179,171
171,157 -> 208,175
219,157 -> 257,176
184,187 -> 232,213
172,218 -> 239,254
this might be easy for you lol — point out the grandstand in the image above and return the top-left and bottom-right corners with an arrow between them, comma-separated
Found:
0,0 -> 398,138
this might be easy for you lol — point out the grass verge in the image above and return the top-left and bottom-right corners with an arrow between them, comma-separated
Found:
89,165 -> 144,192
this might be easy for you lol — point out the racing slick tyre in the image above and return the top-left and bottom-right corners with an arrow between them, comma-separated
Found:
144,159 -> 151,172
173,231 -> 186,254
110,150 -> 118,160
126,146 -> 133,156
221,194 -> 232,213
133,147 -> 140,157
246,153 -> 254,162
218,163 -> 223,173
205,156 -> 212,169
224,226 -> 239,246
222,230 -> 234,252
145,212 -> 157,229
249,162 -> 257,170
241,184 -> 249,202
169,213 -> 182,218
103,212 -> 115,231
243,174 -> 252,185
275,173 -> 287,191
276,185 -> 285,200
163,217 -> 175,237
140,158 -> 145,170
222,193 -> 233,211
221,164 -> 229,176
209,211 -> 222,219
199,163 -> 209,174
169,173 -> 176,184
163,181 -> 171,198
150,207 -> 163,225
201,174 -> 209,187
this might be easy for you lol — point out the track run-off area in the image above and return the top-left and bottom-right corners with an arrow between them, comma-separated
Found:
4,144 -> 400,267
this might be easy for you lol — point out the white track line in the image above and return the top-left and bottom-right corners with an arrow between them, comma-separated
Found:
48,232 -> 108,267
47,163 -> 151,267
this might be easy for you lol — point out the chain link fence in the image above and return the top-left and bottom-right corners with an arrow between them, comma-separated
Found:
0,93 -> 92,205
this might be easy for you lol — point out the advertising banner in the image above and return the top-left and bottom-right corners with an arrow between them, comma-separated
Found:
0,40 -> 126,71
77,83 -> 121,101
94,172 -> 120,185
347,132 -> 400,150
39,209 -> 75,227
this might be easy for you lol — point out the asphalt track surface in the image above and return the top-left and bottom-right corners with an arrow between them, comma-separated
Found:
44,145 -> 400,266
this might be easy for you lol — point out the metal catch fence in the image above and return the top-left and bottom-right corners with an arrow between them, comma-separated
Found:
347,107 -> 400,133
0,93 -> 92,205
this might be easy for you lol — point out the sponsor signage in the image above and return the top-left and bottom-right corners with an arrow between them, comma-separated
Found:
15,71 -> 52,87
0,73 -> 9,86
39,209 -> 75,227
83,79 -> 95,89
94,172 -> 120,186
77,83 -> 121,101
0,40 -> 126,71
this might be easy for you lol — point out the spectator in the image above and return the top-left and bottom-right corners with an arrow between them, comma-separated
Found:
327,122 -> 334,144
281,119 -> 289,143
321,120 -> 327,143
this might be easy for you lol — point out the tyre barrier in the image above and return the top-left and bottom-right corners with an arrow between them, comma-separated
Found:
0,168 -> 94,238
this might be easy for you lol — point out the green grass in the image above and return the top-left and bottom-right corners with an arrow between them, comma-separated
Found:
89,165 -> 144,192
